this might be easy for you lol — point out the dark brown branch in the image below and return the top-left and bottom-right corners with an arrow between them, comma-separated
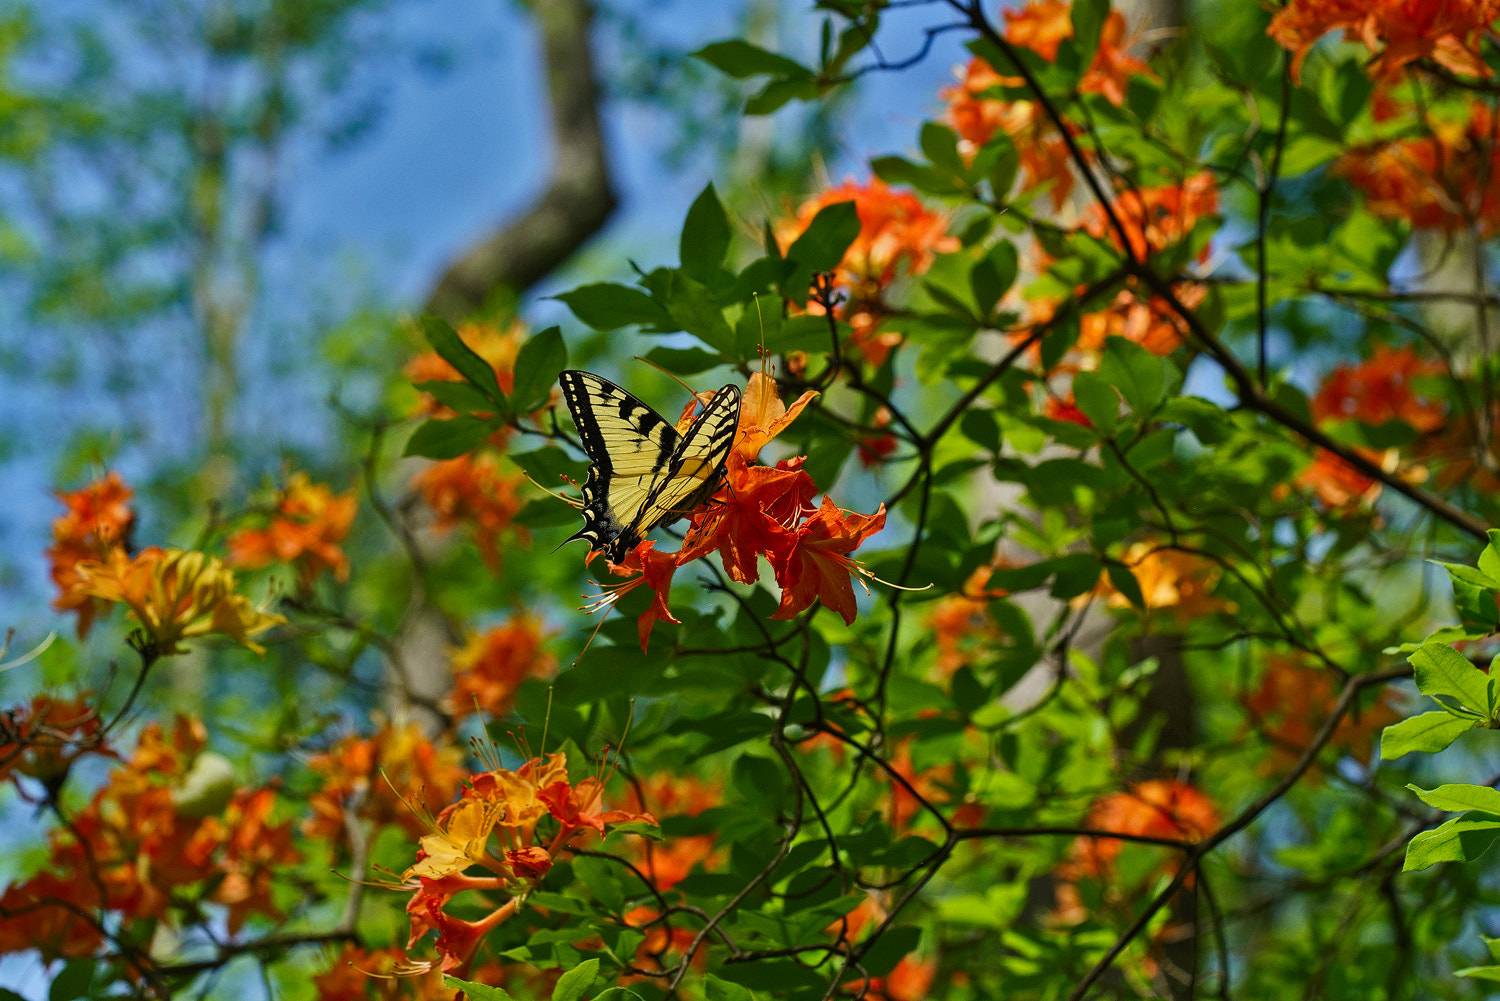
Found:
423,0 -> 617,318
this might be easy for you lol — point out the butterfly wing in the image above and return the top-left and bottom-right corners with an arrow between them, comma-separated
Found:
559,371 -> 742,564
633,382 -> 742,538
559,370 -> 683,562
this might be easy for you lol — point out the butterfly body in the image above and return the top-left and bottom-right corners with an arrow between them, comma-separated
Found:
558,370 -> 741,564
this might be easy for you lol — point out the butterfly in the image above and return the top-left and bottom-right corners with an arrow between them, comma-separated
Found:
558,370 -> 742,565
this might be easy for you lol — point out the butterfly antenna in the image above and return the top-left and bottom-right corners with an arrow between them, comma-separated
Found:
634,354 -> 702,403
521,470 -> 583,510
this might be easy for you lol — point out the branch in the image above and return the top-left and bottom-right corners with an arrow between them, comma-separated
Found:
423,0 -> 617,318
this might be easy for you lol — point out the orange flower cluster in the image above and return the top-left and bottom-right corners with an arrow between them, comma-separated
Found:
0,718 -> 298,965
227,472 -> 358,588
411,453 -> 528,570
835,897 -> 939,1001
1004,0 -> 1151,105
1269,0 -> 1500,81
1084,173 -> 1219,261
778,178 -> 957,366
48,471 -> 135,638
389,749 -> 654,976
590,375 -> 887,650
71,547 -> 285,655
888,737 -> 986,832
1090,542 -> 1233,623
1242,657 -> 1401,773
927,564 -> 1009,676
447,614 -> 556,720
0,693 -> 106,791
1058,779 -> 1218,885
945,58 -> 1076,208
1312,344 -> 1446,432
1336,101 -> 1500,234
404,319 -> 523,420
313,945 -> 513,1001
1078,281 -> 1206,357
624,773 -> 723,893
304,720 -> 467,844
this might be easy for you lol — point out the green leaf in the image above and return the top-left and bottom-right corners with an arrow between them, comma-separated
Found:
1455,965 -> 1500,982
681,182 -> 732,282
786,201 -> 861,273
421,315 -> 503,403
1071,370 -> 1118,434
1380,711 -> 1478,758
594,991 -> 649,1001
1403,813 -> 1500,872
871,155 -> 952,195
1097,336 -> 1166,416
1479,528 -> 1500,581
510,326 -> 567,413
552,958 -> 601,1001
645,345 -> 724,375
1407,783 -> 1500,815
403,416 -> 497,460
1409,641 -> 1490,716
1070,0 -> 1108,60
692,40 -> 812,80
412,379 -> 495,415
555,283 -> 667,330
860,925 -> 922,978
1105,561 -> 1145,610
970,241 -> 1018,319
705,975 -> 756,1001
977,132 -> 1019,200
513,499 -> 579,529
444,976 -> 520,1001
919,121 -> 966,181
50,960 -> 93,1001
960,409 -> 1001,452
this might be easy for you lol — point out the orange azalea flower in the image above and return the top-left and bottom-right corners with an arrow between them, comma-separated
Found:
48,471 -> 135,638
848,955 -> 938,1001
304,721 -> 466,843
0,693 -> 108,790
393,748 -> 655,975
227,472 -> 358,588
72,547 -> 285,654
1336,100 -> 1500,235
0,717 -> 299,966
1312,344 -> 1446,432
1296,448 -> 1384,509
624,774 -> 723,892
887,738 -> 985,831
1243,656 -> 1401,773
1089,542 -> 1232,623
313,945 -> 452,1000
0,871 -> 106,963
1084,173 -> 1219,261
778,178 -> 957,291
1003,0 -> 1152,105
447,614 -> 556,719
588,376 -> 885,643
944,58 -> 1077,208
404,319 -> 525,418
1078,282 -> 1204,356
411,453 -> 528,570
928,564 -> 1009,676
1058,778 -> 1218,883
1269,0 -> 1500,82
770,496 -> 888,624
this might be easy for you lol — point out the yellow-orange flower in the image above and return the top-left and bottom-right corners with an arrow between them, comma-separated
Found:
48,472 -> 136,638
1078,282 -> 1205,356
1092,542 -> 1234,623
1083,173 -> 1219,261
1243,656 -> 1401,774
227,472 -> 357,588
447,614 -> 557,720
1057,779 -> 1217,890
72,547 -> 285,654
